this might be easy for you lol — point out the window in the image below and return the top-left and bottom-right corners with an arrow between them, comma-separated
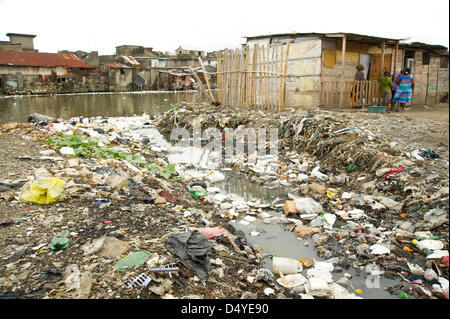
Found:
422,52 -> 430,65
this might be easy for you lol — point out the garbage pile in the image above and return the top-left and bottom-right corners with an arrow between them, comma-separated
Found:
155,105 -> 449,299
0,115 -> 271,299
0,105 -> 448,299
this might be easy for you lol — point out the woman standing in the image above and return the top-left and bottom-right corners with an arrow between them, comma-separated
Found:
392,68 -> 414,112
352,64 -> 366,107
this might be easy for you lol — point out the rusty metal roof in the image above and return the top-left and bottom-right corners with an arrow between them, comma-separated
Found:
103,62 -> 131,69
0,51 -> 96,68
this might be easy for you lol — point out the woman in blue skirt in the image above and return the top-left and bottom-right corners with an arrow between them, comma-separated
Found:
392,68 -> 415,112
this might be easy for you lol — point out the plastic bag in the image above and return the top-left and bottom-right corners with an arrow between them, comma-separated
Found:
19,177 -> 65,205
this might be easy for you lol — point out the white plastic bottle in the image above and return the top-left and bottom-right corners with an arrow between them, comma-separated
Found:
272,257 -> 303,275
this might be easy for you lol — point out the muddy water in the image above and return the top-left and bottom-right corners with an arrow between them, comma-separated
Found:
0,91 -> 207,124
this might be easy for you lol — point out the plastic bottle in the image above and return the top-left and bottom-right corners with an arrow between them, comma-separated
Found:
272,257 -> 303,275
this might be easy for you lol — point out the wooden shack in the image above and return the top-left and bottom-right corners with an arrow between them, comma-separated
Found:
216,32 -> 448,110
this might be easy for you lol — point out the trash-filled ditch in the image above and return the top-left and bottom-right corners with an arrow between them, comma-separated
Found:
0,102 -> 448,299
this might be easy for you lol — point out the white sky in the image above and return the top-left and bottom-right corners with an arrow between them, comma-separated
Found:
1,0 -> 448,55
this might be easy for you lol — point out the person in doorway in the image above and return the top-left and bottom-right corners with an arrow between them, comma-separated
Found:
379,71 -> 392,110
355,64 -> 366,81
392,67 -> 414,112
352,64 -> 366,108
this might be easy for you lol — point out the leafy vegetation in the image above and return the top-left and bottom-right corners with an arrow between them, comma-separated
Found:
46,133 -> 177,179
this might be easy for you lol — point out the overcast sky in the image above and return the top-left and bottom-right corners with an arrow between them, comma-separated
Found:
1,0 -> 448,55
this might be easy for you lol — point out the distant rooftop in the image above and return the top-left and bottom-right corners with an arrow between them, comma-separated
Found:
6,33 -> 37,38
0,51 -> 96,68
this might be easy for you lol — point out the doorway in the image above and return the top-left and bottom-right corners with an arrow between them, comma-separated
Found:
369,54 -> 392,80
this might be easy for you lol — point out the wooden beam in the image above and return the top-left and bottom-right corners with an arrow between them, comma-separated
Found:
278,45 -> 284,112
380,40 -> 386,77
393,41 -> 399,75
380,40 -> 385,106
198,57 -> 216,103
190,67 -> 213,103
339,34 -> 346,107
282,42 -> 290,110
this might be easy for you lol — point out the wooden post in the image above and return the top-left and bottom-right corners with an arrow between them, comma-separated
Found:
435,62 -> 439,104
198,57 -> 216,103
217,52 -> 222,103
340,34 -> 347,107
190,67 -> 213,104
263,46 -> 269,111
393,41 -> 399,76
252,44 -> 258,108
278,45 -> 284,112
245,46 -> 250,108
379,40 -> 386,106
282,42 -> 290,110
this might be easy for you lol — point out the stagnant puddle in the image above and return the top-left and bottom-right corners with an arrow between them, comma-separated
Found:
134,125 -> 400,299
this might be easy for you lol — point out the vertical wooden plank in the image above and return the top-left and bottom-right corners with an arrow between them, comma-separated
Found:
394,41 -> 399,76
216,52 -> 221,103
278,45 -> 284,112
198,57 -> 215,103
245,46 -> 250,108
263,45 -> 269,111
340,34 -> 347,107
252,44 -> 258,109
435,63 -> 439,104
240,49 -> 245,109
224,50 -> 228,106
282,42 -> 290,111
380,40 -> 385,106
270,45 -> 275,113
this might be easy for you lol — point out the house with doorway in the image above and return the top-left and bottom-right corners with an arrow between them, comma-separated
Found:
243,32 -> 448,108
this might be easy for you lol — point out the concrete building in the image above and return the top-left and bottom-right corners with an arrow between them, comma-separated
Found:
0,33 -> 38,52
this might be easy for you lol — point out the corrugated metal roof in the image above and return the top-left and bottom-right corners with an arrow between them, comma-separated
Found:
0,51 -> 96,68
103,62 -> 131,69
122,55 -> 141,66
244,32 -> 403,45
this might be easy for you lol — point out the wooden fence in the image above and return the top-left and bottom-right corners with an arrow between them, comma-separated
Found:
216,43 -> 291,112
321,80 -> 382,108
